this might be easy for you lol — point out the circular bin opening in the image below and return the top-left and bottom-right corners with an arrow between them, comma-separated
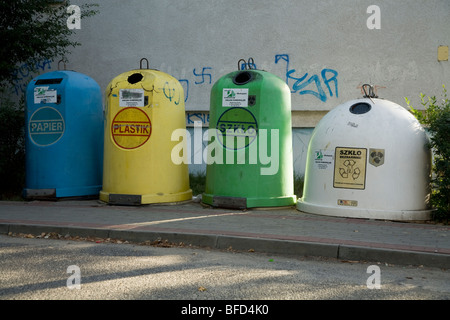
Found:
233,71 -> 253,85
128,73 -> 143,84
349,102 -> 371,114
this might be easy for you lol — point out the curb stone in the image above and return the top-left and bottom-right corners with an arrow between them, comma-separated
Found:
2,223 -> 449,269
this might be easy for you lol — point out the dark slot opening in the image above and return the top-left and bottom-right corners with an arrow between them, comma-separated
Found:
35,78 -> 63,85
233,71 -> 253,85
349,102 -> 371,114
128,73 -> 143,84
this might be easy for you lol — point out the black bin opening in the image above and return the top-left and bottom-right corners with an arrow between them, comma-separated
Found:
233,71 -> 253,85
128,73 -> 143,84
349,102 -> 371,114
35,78 -> 63,85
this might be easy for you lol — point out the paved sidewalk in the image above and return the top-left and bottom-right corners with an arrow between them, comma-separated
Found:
0,199 -> 448,268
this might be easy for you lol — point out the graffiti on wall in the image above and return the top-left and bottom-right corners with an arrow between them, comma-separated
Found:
177,55 -> 338,104
11,55 -> 338,106
186,111 -> 209,127
275,54 -> 338,102
12,59 -> 53,96
179,67 -> 213,102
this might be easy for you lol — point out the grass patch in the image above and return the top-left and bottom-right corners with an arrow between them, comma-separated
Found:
294,174 -> 304,198
189,172 -> 206,196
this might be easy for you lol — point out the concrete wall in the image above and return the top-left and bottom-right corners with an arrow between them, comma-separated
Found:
63,0 -> 449,115
14,0 -> 449,176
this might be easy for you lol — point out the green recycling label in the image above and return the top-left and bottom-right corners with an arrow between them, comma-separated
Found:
216,107 -> 258,150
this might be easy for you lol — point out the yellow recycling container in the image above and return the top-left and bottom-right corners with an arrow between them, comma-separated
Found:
100,59 -> 192,205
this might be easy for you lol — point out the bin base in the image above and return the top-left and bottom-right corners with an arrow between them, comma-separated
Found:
23,185 -> 102,200
99,189 -> 193,206
202,193 -> 296,209
297,199 -> 432,221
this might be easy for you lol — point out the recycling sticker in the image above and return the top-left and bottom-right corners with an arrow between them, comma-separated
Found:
29,107 -> 65,146
222,88 -> 248,107
111,107 -> 152,149
333,147 -> 367,190
216,107 -> 257,150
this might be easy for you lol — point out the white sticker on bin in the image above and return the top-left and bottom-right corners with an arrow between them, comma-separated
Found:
119,89 -> 145,107
222,88 -> 248,107
34,87 -> 57,104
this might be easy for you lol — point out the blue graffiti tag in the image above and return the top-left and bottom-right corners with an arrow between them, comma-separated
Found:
275,54 -> 338,102
163,81 -> 181,105
12,59 -> 53,95
186,112 -> 210,126
178,79 -> 189,102
178,66 -> 213,103
239,62 -> 257,70
193,67 -> 212,84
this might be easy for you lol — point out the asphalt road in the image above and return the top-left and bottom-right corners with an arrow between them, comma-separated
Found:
1,234 -> 449,304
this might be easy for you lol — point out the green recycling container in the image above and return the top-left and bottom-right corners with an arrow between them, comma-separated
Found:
202,61 -> 296,209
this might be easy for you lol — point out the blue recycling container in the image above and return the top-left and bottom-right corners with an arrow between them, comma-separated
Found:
24,70 -> 103,199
